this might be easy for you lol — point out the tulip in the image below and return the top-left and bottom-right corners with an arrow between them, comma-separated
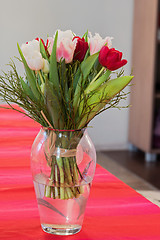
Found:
42,59 -> 49,73
25,51 -> 44,71
73,37 -> 89,62
89,32 -> 113,55
21,39 -> 40,55
48,30 -> 76,63
21,40 -> 44,71
99,46 -> 127,71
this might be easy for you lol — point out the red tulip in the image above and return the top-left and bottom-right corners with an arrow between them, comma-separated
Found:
73,37 -> 89,62
99,46 -> 127,71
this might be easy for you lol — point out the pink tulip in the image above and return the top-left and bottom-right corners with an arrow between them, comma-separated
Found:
48,30 -> 77,63
89,32 -> 113,55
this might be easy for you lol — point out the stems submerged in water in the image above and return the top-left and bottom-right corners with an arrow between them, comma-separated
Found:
45,156 -> 83,200
44,130 -> 84,200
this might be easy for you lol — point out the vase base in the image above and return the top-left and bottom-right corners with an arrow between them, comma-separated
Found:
41,224 -> 81,235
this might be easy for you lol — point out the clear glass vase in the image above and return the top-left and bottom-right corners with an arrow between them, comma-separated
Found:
31,127 -> 96,235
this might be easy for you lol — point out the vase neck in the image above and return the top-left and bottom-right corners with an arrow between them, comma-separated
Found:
41,127 -> 86,150
41,126 -> 86,133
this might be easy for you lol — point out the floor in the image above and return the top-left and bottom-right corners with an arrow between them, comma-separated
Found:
97,151 -> 160,207
102,150 -> 160,189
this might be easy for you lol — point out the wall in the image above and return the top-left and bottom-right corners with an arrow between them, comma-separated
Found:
0,0 -> 134,150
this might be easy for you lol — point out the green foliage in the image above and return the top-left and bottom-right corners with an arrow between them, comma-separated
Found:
0,61 -> 47,126
49,31 -> 59,92
20,77 -> 36,102
44,79 -> 63,128
73,53 -> 99,113
83,30 -> 89,42
85,70 -> 111,94
87,75 -> 133,108
0,42 -> 133,130
17,43 -> 41,101
40,40 -> 49,61
78,75 -> 133,128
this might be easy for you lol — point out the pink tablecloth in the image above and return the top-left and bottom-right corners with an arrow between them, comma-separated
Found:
1,107 -> 160,240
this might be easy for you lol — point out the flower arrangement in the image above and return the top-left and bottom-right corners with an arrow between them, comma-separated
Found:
0,30 -> 133,200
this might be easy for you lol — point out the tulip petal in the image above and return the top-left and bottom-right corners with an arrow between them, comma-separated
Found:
107,59 -> 128,71
99,46 -> 127,71
73,37 -> 89,62
89,32 -> 113,55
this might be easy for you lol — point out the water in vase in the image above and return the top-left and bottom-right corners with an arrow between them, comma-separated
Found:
33,173 -> 91,235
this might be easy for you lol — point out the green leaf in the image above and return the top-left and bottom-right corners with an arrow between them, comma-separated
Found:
40,39 -> 49,61
49,31 -> 59,93
102,75 -> 133,100
73,53 -> 98,112
78,75 -> 133,128
85,70 -> 111,94
79,70 -> 111,114
88,75 -> 133,106
17,43 -> 41,100
44,78 -> 63,129
62,61 -> 69,104
83,30 -> 88,42
74,53 -> 98,89
20,77 -> 36,102
60,59 -> 66,89
73,69 -> 81,91
83,48 -> 90,61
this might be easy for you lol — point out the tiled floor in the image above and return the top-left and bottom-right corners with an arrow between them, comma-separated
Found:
97,151 -> 160,207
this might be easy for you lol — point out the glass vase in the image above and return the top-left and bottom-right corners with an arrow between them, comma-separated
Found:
31,127 -> 96,235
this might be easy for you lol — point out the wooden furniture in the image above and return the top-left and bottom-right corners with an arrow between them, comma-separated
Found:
129,0 -> 160,161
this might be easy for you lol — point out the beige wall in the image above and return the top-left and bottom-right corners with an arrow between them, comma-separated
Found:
0,0 -> 134,150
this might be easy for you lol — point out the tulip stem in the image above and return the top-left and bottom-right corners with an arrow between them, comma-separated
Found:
38,70 -> 44,85
89,67 -> 105,85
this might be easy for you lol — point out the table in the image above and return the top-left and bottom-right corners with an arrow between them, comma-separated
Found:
1,107 -> 160,240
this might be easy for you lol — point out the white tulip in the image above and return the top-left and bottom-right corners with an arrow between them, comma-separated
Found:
89,32 -> 113,55
21,40 -> 44,70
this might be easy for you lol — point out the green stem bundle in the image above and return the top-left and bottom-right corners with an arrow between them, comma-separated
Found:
44,130 -> 84,200
45,156 -> 83,200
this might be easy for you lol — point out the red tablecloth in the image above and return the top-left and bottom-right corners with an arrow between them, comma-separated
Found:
1,107 -> 160,240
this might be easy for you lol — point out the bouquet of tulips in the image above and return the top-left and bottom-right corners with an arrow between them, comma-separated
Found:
0,30 -> 133,200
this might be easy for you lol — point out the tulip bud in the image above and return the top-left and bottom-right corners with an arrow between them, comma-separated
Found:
40,82 -> 45,94
99,46 -> 127,71
73,37 -> 89,62
21,40 -> 44,71
42,59 -> 49,73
